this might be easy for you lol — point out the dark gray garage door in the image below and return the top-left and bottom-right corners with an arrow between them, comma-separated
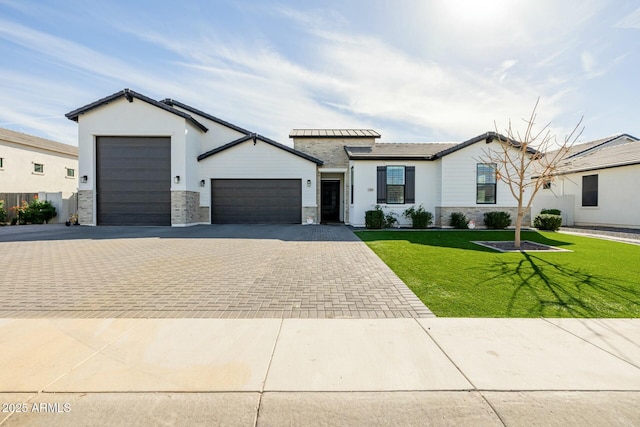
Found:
97,136 -> 171,226
211,179 -> 301,224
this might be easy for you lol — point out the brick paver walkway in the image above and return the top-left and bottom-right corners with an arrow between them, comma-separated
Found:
0,224 -> 433,319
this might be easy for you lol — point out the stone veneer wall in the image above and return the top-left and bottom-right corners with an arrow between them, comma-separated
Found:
198,206 -> 210,223
171,191 -> 200,225
435,206 -> 531,227
77,190 -> 93,225
302,206 -> 317,224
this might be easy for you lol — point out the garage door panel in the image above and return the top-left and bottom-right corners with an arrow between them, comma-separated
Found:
211,179 -> 301,224
97,136 -> 171,226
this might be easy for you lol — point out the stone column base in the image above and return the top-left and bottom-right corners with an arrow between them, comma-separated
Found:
171,191 -> 201,226
77,190 -> 94,225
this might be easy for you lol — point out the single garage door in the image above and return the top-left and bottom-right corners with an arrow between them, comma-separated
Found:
211,179 -> 301,224
97,136 -> 171,226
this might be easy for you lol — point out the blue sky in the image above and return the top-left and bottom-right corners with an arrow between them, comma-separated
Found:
1,0 -> 639,147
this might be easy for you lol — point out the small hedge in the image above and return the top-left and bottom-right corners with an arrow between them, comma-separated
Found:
450,212 -> 469,229
403,205 -> 433,229
534,214 -> 562,231
0,200 -> 6,224
365,209 -> 384,229
541,208 -> 561,216
484,211 -> 512,229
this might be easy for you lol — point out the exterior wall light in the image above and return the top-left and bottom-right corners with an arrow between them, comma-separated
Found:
200,179 -> 205,187
174,176 -> 180,184
81,175 -> 88,183
307,179 -> 312,187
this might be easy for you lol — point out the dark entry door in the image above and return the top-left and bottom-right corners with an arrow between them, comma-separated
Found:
96,136 -> 171,226
321,180 -> 340,222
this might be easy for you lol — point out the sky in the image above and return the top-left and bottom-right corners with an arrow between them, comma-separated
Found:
1,0 -> 639,148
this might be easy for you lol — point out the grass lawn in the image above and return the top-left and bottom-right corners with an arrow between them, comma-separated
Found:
355,230 -> 640,318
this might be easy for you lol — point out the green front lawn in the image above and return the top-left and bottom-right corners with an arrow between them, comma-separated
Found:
355,230 -> 640,318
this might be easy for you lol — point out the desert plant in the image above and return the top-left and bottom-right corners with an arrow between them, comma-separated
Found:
534,214 -> 562,231
450,212 -> 469,229
540,208 -> 561,216
403,205 -> 433,229
484,211 -> 512,229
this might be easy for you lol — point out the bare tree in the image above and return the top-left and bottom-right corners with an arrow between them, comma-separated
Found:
479,99 -> 583,248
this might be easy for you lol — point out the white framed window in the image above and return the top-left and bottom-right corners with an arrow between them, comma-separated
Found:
66,168 -> 75,178
476,163 -> 497,204
0,157 -> 4,169
33,163 -> 44,174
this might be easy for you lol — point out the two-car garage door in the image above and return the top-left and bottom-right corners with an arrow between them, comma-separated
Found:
211,179 -> 301,224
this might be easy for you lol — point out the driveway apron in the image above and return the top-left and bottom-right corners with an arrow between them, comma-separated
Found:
0,224 -> 433,319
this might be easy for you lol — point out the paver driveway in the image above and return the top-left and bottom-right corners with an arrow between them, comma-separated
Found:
0,224 -> 432,319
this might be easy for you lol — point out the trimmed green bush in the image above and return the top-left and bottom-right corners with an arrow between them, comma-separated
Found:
403,205 -> 433,229
484,211 -> 512,229
541,208 -> 562,216
23,200 -> 57,224
450,212 -> 469,229
534,214 -> 562,231
365,210 -> 384,229
0,200 -> 6,224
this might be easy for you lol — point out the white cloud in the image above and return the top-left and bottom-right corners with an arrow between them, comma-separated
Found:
615,6 -> 640,29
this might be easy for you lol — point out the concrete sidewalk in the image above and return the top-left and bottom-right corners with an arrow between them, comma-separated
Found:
1,318 -> 639,426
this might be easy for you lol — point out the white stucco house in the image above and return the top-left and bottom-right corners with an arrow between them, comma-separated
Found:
0,127 -> 78,222
66,88 -> 537,227
532,134 -> 640,229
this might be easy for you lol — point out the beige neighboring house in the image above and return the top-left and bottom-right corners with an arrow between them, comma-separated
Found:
0,127 -> 78,223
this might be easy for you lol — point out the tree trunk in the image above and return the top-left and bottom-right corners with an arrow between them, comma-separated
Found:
514,210 -> 524,249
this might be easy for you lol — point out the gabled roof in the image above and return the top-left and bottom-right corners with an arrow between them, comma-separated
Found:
160,99 -> 250,135
198,133 -> 323,165
290,129 -> 381,138
432,131 -> 537,159
65,89 -> 208,132
344,132 -> 537,161
0,127 -> 78,157
564,133 -> 639,159
553,138 -> 640,175
345,143 -> 458,160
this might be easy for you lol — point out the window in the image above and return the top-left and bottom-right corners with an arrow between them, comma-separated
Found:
33,163 -> 44,173
66,168 -> 75,178
350,166 -> 354,204
477,163 -> 497,204
0,157 -> 3,168
386,166 -> 405,204
377,166 -> 415,204
543,180 -> 552,190
582,174 -> 598,207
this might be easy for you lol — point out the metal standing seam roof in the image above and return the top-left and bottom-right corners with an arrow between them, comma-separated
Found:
65,89 -> 209,133
0,127 -> 78,157
289,129 -> 381,138
197,133 -> 323,165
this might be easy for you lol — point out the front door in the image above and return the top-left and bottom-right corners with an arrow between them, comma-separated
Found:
321,180 -> 340,222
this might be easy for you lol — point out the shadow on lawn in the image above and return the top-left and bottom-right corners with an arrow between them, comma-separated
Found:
486,253 -> 640,317
359,230 -> 574,253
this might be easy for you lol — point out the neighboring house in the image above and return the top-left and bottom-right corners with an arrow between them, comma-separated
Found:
66,88 -> 534,227
0,127 -> 78,222
532,134 -> 640,229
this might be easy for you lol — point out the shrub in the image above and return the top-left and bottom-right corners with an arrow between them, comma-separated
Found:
18,200 -> 57,224
0,200 -> 6,224
403,205 -> 433,229
484,211 -> 512,229
450,212 -> 469,229
365,209 -> 384,229
383,211 -> 398,228
534,214 -> 562,231
541,208 -> 561,216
